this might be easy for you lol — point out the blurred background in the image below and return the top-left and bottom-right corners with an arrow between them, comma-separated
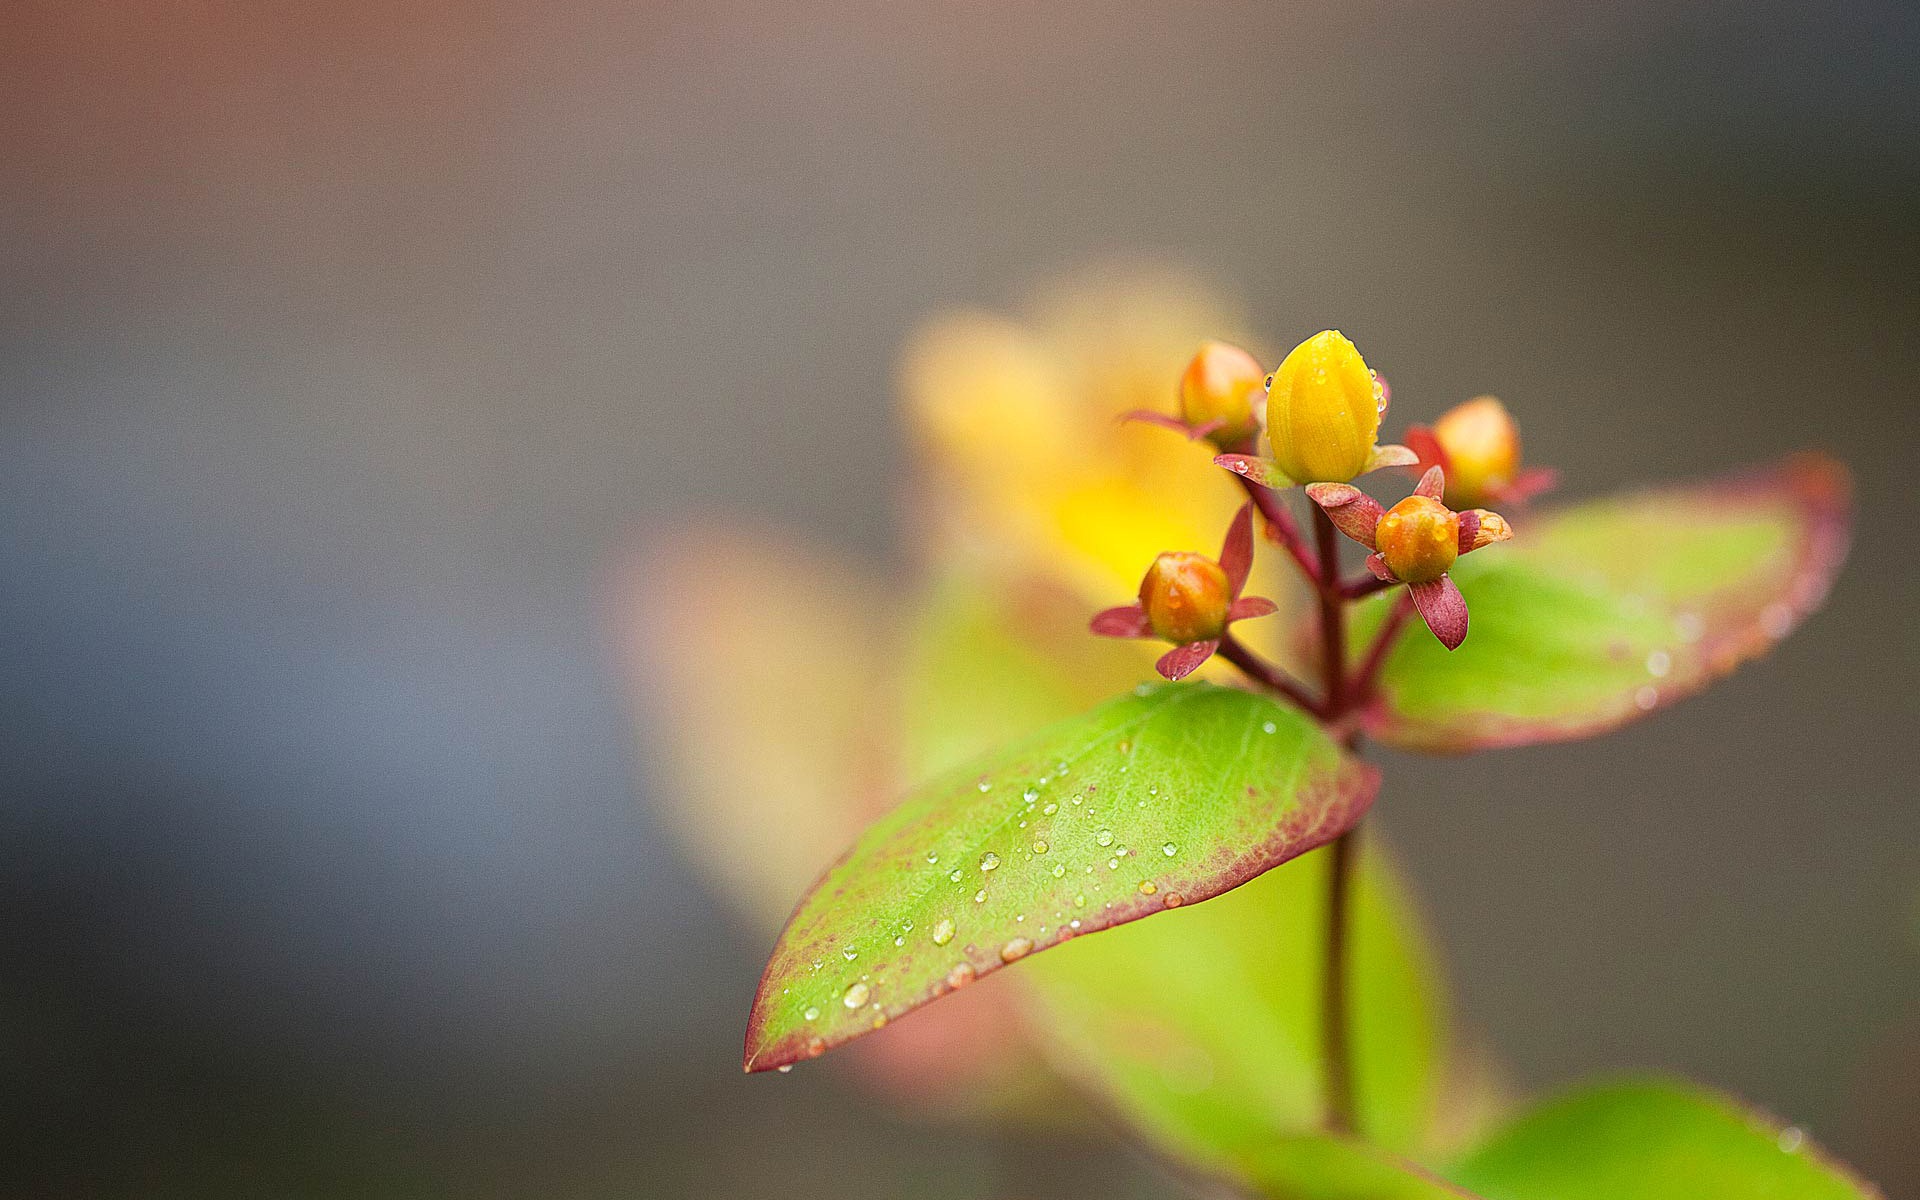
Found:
3,1 -> 1918,1196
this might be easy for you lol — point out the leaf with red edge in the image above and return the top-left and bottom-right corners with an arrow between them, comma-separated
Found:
1219,502 -> 1255,595
1448,1077 -> 1882,1199
1349,454 -> 1850,753
1410,577 -> 1470,650
1157,638 -> 1220,680
1215,453 -> 1297,491
742,682 -> 1379,1073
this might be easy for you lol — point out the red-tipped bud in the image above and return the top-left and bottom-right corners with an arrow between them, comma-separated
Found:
1179,341 -> 1265,447
1138,552 -> 1231,644
1432,396 -> 1521,507
1375,495 -> 1460,584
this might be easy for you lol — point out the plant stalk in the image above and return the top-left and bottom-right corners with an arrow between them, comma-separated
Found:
1310,502 -> 1360,1137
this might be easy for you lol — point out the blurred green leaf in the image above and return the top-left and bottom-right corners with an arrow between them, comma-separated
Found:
1236,1134 -> 1477,1199
1018,836 -> 1446,1175
1449,1078 -> 1881,1199
1352,454 -> 1849,753
743,682 -> 1378,1071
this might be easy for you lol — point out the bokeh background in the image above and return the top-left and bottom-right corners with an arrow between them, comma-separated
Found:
4,2 -> 1918,1196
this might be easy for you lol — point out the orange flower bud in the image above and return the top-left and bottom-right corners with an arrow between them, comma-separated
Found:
1432,396 -> 1521,507
1137,551 -> 1231,644
1265,330 -> 1384,484
1375,495 -> 1459,584
1178,341 -> 1265,446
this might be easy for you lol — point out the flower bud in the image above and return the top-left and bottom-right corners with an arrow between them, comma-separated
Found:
1375,495 -> 1459,584
1178,341 -> 1265,446
1137,551 -> 1231,644
1432,396 -> 1520,507
1265,330 -> 1384,484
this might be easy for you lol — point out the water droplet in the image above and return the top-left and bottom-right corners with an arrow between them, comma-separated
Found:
805,1037 -> 826,1058
1095,828 -> 1114,846
1050,863 -> 1066,877
1031,839 -> 1048,855
1056,761 -> 1070,775
776,1064 -> 794,1074
1262,720 -> 1277,734
803,1005 -> 821,1021
946,962 -> 976,989
1777,1126 -> 1806,1153
1634,685 -> 1659,711
1162,842 -> 1177,856
932,918 -> 955,945
841,945 -> 858,961
893,935 -> 905,946
1139,880 -> 1158,895
900,919 -> 913,932
1000,937 -> 1034,962
1645,649 -> 1671,677
1069,918 -> 1082,929
948,868 -> 964,883
842,982 -> 870,1008
977,777 -> 992,792
1042,801 -> 1058,815
870,1013 -> 887,1029
1071,795 -> 1083,806
1022,787 -> 1039,803
973,888 -> 988,903
1073,893 -> 1087,907
1115,846 -> 1129,857
1162,892 -> 1185,908
979,851 -> 1000,871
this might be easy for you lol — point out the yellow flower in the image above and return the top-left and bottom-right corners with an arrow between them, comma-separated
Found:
1265,329 -> 1383,484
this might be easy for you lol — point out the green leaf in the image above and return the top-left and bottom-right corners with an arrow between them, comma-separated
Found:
1353,454 -> 1850,753
743,682 -> 1379,1072
1449,1078 -> 1882,1199
1018,839 -> 1447,1174
1236,1134 -> 1478,1199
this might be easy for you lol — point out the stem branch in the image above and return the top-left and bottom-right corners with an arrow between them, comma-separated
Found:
1218,633 -> 1322,716
1308,502 -> 1360,1136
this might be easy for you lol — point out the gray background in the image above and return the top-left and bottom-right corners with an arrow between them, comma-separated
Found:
2,1 -> 1916,1196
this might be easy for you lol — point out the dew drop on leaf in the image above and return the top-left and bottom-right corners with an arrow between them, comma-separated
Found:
1162,842 -> 1177,856
842,982 -> 869,1008
1139,881 -> 1158,895
841,945 -> 858,961
973,888 -> 988,903
776,1064 -> 793,1074
931,917 -> 955,945
1050,863 -> 1066,877
1095,828 -> 1114,846
803,1005 -> 820,1021
1000,937 -> 1034,963
979,851 -> 1000,871
946,962 -> 976,988
1031,839 -> 1048,855
947,868 -> 964,883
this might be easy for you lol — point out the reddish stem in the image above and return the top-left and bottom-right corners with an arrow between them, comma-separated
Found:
1218,633 -> 1322,716
1350,591 -> 1416,706
1235,476 -> 1319,583
1340,573 -> 1396,601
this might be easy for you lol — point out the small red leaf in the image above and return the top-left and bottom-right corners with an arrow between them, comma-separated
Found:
1456,510 -> 1481,554
1496,466 -> 1559,505
1366,552 -> 1397,582
1091,605 -> 1152,638
1157,639 -> 1220,680
1228,595 -> 1279,621
1409,577 -> 1469,650
1414,465 -> 1446,501
1213,454 -> 1295,491
1306,483 -> 1385,551
1403,424 -> 1447,475
1219,503 -> 1255,596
